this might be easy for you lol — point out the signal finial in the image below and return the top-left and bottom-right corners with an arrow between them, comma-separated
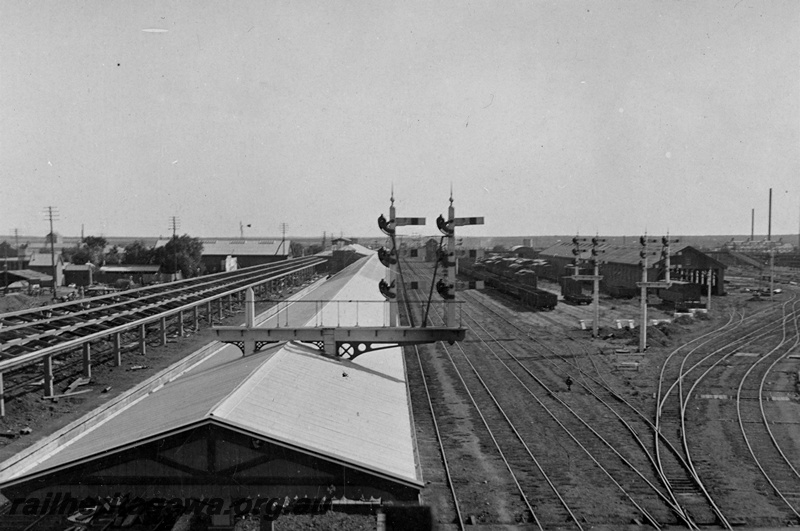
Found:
390,183 -> 395,207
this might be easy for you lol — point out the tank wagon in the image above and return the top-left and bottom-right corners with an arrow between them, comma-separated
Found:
459,257 -> 558,310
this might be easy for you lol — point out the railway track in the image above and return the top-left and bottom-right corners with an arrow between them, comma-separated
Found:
0,257 -> 324,358
655,290 -> 800,527
0,257 -> 325,412
453,282 -> 717,528
401,259 -> 715,528
455,259 -> 800,527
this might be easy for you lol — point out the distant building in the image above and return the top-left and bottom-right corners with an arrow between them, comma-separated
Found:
28,252 -> 64,287
64,263 -> 96,287
96,265 -> 161,286
723,239 -> 795,254
538,242 -> 726,297
330,244 -> 373,272
155,238 -> 292,274
2,269 -> 52,291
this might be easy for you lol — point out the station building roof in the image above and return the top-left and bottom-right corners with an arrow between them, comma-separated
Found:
0,254 -> 420,491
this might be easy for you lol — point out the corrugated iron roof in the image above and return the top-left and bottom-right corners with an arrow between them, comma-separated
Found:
155,238 -> 291,257
98,265 -> 161,273
64,263 -> 96,271
1,254 -> 420,489
340,243 -> 376,257
6,269 -> 52,281
27,253 -> 62,267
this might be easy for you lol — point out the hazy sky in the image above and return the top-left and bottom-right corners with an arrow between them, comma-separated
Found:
1,1 -> 798,240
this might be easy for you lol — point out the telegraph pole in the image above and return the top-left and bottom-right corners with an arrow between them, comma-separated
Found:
14,229 -> 21,270
636,235 -> 674,352
570,235 -> 604,338
169,216 -> 180,281
589,237 -> 605,338
44,206 -> 59,299
278,222 -> 288,255
3,244 -> 7,295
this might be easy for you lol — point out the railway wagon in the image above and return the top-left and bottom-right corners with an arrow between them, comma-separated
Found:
561,277 -> 592,305
657,281 -> 703,309
513,269 -> 538,290
605,284 -> 638,299
490,277 -> 557,311
460,260 -> 556,310
464,259 -> 537,289
518,285 -> 558,310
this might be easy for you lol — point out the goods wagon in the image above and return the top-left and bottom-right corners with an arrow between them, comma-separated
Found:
605,284 -> 638,299
459,259 -> 556,310
657,281 -> 703,310
561,277 -> 592,305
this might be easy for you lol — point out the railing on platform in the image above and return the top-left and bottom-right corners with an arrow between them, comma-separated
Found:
261,299 -> 463,328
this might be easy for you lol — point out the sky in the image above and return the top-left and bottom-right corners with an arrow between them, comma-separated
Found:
1,1 -> 798,241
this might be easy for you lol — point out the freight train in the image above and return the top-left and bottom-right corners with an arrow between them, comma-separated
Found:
459,257 -> 558,310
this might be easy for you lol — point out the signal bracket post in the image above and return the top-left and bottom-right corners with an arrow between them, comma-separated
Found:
214,264 -> 466,357
440,194 -> 484,327
382,191 -> 426,325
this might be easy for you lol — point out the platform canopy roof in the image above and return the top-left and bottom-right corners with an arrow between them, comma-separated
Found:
0,254 -> 420,491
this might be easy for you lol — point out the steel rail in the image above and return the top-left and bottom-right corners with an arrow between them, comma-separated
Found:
402,263 -> 549,529
736,297 -> 800,518
0,257 -> 324,335
410,343 -> 465,530
656,292 -> 800,529
436,338 -> 549,530
756,301 -> 800,481
0,260 -> 325,372
451,302 -> 675,529
456,288 -> 705,529
426,260 -> 731,527
405,261 -> 584,528
0,258 -> 320,322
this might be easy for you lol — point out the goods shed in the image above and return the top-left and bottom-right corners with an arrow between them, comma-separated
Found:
598,247 -> 663,298
539,242 -> 726,297
669,245 -> 726,295
600,245 -> 726,297
536,242 -> 614,282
